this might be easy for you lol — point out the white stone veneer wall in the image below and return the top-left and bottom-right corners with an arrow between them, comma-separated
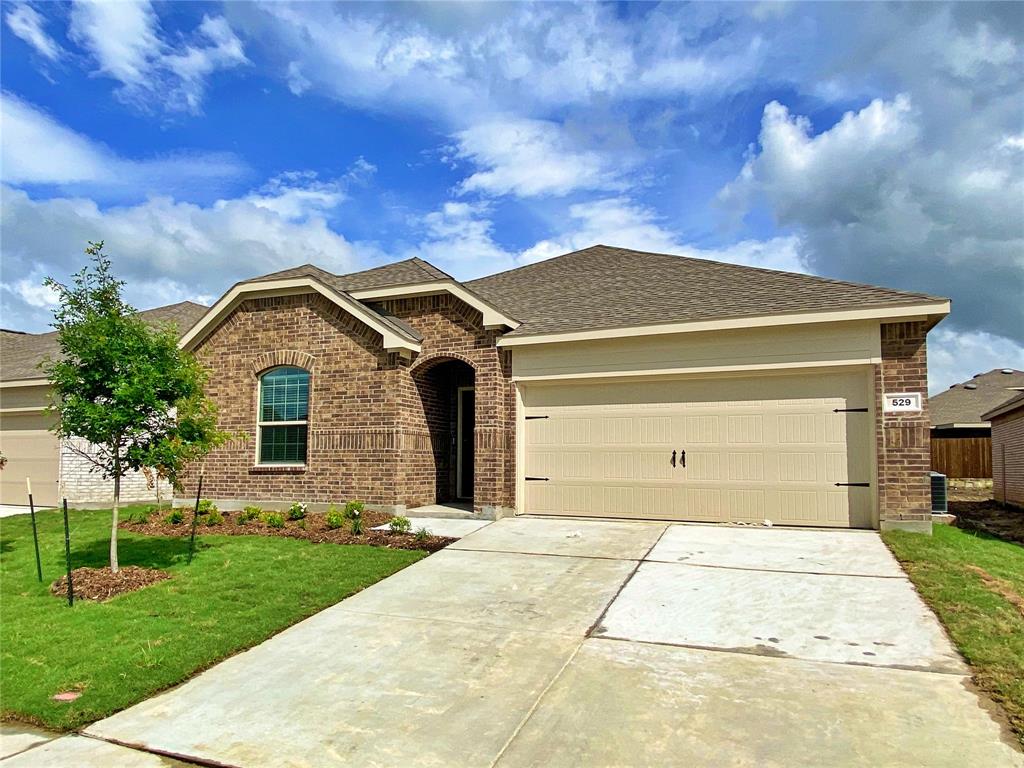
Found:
60,438 -> 173,504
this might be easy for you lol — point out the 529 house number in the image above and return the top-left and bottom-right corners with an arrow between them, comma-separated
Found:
883,393 -> 922,413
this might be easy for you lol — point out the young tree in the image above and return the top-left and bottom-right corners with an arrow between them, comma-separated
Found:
44,241 -> 227,572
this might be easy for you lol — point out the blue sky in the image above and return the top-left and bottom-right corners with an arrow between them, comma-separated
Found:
1,1 -> 1021,392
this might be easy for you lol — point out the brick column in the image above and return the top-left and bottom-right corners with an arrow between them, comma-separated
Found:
876,321 -> 933,533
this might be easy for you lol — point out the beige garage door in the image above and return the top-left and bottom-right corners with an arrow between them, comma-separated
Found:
0,413 -> 60,507
522,369 -> 875,528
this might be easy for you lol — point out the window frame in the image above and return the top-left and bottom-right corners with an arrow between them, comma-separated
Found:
255,366 -> 310,467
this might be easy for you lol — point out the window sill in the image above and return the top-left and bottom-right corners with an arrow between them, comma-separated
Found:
250,464 -> 307,475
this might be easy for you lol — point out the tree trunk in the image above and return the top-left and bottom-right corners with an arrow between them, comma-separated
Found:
110,460 -> 121,573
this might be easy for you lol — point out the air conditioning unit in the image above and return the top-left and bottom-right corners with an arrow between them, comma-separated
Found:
930,471 -> 948,513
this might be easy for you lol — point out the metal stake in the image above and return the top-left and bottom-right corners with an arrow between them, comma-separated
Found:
27,479 -> 42,582
187,475 -> 203,565
62,498 -> 73,607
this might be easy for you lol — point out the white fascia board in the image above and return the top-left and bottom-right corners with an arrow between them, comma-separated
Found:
0,378 -> 50,388
178,278 -> 421,354
497,301 -> 951,348
931,422 -> 989,429
348,280 -> 520,330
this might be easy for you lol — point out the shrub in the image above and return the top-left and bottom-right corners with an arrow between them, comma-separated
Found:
125,508 -> 151,525
388,516 -> 411,534
166,509 -> 184,525
238,506 -> 261,524
414,527 -> 430,543
325,507 -> 345,530
287,502 -> 307,520
350,510 -> 363,535
343,500 -> 364,520
197,499 -> 218,516
297,519 -> 307,530
262,511 -> 285,529
204,509 -> 224,526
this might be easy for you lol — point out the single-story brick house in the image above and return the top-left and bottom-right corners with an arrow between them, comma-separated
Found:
168,245 -> 949,532
982,393 -> 1024,509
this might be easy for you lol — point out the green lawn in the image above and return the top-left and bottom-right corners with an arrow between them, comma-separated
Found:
883,524 -> 1024,745
1,505 -> 426,731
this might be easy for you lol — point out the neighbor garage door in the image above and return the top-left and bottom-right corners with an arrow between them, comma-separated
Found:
0,413 -> 60,507
522,369 -> 874,528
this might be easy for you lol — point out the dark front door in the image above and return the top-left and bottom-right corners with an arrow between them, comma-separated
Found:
458,388 -> 475,499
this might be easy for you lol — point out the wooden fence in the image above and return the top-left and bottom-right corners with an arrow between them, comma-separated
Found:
931,436 -> 991,479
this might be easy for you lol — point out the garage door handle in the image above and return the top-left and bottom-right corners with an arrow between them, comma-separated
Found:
671,450 -> 676,467
680,449 -> 686,468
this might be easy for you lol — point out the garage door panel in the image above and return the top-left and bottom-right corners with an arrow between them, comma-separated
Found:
0,413 -> 60,507
522,370 -> 874,528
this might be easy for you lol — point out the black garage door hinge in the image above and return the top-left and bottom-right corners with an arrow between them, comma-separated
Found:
833,407 -> 869,413
525,476 -> 550,481
835,482 -> 871,487
525,415 -> 549,420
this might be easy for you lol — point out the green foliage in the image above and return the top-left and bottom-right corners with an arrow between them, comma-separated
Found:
343,500 -> 365,520
297,519 -> 307,530
262,511 -> 285,529
388,516 -> 412,534
325,508 -> 345,530
414,527 -> 430,543
125,508 -> 151,525
238,506 -> 261,524
287,502 -> 307,520
197,499 -> 217,516
203,509 -> 224,526
350,512 -> 363,535
0,505 -> 425,730
166,509 -> 184,525
42,242 -> 231,569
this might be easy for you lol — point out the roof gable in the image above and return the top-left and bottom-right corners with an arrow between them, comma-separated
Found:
930,368 -> 1024,426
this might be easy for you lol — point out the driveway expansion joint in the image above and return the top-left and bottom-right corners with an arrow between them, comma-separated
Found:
644,559 -> 911,580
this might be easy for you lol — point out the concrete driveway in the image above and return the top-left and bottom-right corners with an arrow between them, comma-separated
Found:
31,518 -> 1021,767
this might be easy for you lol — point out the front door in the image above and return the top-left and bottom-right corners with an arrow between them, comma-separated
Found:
457,388 -> 475,499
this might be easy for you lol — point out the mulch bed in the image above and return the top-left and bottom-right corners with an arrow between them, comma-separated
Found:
51,566 -> 171,601
951,498 -> 1024,546
121,508 -> 456,553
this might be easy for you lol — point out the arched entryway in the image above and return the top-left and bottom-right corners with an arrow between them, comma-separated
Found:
411,356 -> 476,505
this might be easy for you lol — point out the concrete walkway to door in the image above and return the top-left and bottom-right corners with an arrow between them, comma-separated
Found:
21,518 -> 1019,767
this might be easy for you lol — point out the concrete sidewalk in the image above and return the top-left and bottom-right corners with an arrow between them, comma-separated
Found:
49,518 -> 1020,767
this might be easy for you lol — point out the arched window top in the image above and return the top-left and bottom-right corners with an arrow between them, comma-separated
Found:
258,367 -> 309,465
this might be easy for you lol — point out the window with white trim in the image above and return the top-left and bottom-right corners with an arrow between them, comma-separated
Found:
257,367 -> 309,465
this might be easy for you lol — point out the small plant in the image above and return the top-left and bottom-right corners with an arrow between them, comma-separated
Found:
343,500 -> 364,520
325,507 -> 345,529
204,509 -> 224,526
125,508 -> 151,525
287,502 -> 307,520
388,516 -> 411,534
238,505 -> 261,524
414,527 -> 430,543
350,509 -> 363,535
262,511 -> 285,529
166,509 -> 184,525
197,499 -> 218,516
297,519 -> 307,530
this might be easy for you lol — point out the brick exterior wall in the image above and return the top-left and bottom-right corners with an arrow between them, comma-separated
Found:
875,321 -> 932,524
62,438 -> 172,505
182,292 -> 515,516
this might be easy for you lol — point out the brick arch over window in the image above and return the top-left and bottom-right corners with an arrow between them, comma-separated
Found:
409,351 -> 477,375
249,350 -> 318,376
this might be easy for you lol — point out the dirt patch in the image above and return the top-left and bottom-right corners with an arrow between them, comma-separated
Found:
951,498 -> 1024,546
965,565 -> 1024,619
51,566 -> 170,601
122,508 -> 456,553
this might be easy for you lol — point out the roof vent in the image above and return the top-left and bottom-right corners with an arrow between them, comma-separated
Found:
964,383 -> 978,390
1002,369 -> 1014,374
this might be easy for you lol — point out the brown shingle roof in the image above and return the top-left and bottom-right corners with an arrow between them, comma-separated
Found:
981,391 -> 1024,421
467,245 -> 945,337
0,301 -> 208,382
930,369 -> 1024,426
247,258 -> 452,293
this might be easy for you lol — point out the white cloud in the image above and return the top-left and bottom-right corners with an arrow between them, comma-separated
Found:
401,202 -> 515,278
5,3 -> 62,61
69,1 -> 247,114
0,93 -> 247,196
927,327 -> 1024,395
454,118 -> 623,198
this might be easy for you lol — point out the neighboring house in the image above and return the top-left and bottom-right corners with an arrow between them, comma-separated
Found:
174,245 -> 950,532
0,302 -> 209,507
982,393 -> 1024,509
929,369 -> 1024,481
